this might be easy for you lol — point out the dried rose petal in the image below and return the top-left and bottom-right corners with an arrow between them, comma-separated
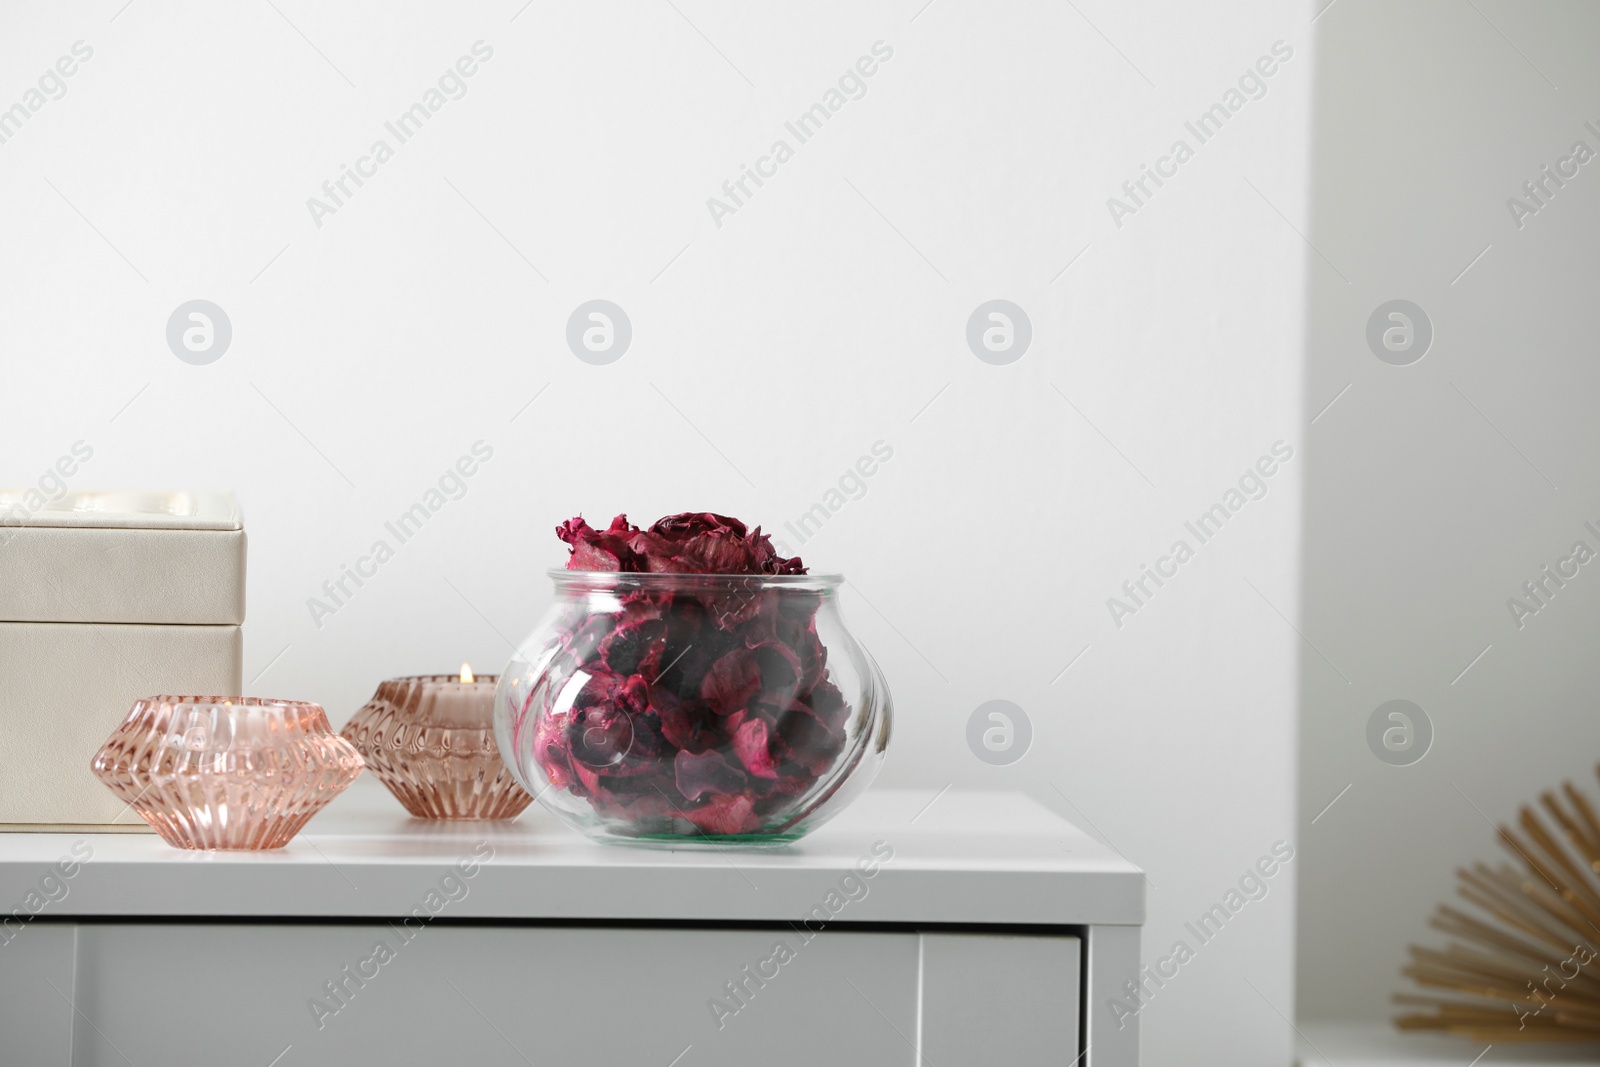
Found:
560,512 -> 805,577
730,716 -> 779,779
585,776 -> 678,822
700,647 -> 762,716
790,628 -> 827,691
806,679 -> 850,733
557,515 -> 645,571
570,671 -> 648,716
649,512 -> 748,540
675,749 -> 747,801
750,642 -> 802,706
656,695 -> 723,755
533,715 -> 578,790
772,700 -> 845,777
600,617 -> 668,675
684,793 -> 760,835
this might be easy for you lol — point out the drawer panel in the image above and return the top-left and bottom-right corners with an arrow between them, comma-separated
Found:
1,922 -> 1081,1066
71,923 -> 918,1067
0,920 -> 75,1066
920,931 -> 1081,1064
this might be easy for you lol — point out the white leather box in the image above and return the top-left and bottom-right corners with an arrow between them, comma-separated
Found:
0,491 -> 245,829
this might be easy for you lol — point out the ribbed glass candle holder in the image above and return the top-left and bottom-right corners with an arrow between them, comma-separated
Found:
342,674 -> 533,820
91,696 -> 364,850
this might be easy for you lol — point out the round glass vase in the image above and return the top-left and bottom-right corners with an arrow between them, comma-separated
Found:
494,571 -> 891,847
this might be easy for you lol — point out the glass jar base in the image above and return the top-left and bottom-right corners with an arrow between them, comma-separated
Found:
584,829 -> 808,851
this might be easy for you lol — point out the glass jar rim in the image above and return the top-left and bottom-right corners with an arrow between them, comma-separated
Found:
548,568 -> 843,590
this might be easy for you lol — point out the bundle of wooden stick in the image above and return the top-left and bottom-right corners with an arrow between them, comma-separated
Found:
1397,774 -> 1600,1041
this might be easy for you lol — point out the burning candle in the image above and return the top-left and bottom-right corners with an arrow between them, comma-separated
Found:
340,664 -> 532,820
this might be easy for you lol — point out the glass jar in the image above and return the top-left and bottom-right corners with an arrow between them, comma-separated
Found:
494,571 -> 891,845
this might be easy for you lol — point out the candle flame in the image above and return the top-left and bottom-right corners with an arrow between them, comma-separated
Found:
460,662 -> 474,684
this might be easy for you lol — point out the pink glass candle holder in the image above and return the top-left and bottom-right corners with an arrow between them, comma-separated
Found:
342,669 -> 533,820
91,696 -> 364,851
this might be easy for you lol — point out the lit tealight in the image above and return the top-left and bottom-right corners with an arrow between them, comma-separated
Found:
460,663 -> 474,684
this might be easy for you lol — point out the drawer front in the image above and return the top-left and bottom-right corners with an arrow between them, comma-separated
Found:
920,931 -> 1082,1063
1,923 -> 1080,1066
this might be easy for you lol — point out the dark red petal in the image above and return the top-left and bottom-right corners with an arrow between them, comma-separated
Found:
750,641 -> 803,706
567,541 -> 622,571
773,699 -> 845,776
572,758 -> 605,796
649,512 -> 749,541
600,618 -> 668,675
555,516 -> 598,546
805,679 -> 850,733
561,512 -> 805,576
731,717 -> 779,779
589,783 -> 678,823
532,715 -> 578,790
675,749 -> 747,800
657,698 -> 723,754
677,533 -> 758,574
705,580 -> 765,629
685,793 -> 761,835
558,514 -> 647,571
700,647 -> 762,715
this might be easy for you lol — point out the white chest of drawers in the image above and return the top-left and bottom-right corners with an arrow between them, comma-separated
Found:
0,785 -> 1143,1066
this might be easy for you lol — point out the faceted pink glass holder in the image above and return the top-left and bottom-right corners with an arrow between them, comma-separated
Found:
342,674 -> 533,820
91,696 -> 364,851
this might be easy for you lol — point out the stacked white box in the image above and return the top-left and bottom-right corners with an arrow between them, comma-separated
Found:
0,491 -> 244,828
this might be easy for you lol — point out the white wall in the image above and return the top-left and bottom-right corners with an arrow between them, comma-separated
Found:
1297,0 -> 1600,1025
0,2 -> 1310,1061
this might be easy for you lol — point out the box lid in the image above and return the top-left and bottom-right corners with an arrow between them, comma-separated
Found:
0,490 -> 246,625
0,490 -> 241,531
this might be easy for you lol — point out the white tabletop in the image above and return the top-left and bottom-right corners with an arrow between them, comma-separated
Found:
0,782 -> 1144,926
